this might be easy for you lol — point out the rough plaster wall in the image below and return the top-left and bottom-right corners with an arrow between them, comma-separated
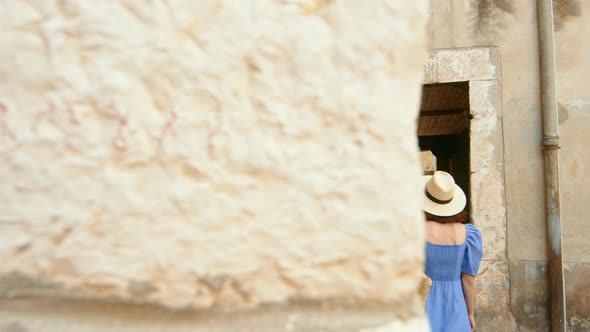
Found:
0,0 -> 431,330
468,79 -> 516,332
554,0 -> 590,261
559,100 -> 590,331
553,3 -> 590,329
560,102 -> 590,264
427,0 -> 590,330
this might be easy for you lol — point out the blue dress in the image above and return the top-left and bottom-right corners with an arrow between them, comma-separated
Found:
425,223 -> 483,332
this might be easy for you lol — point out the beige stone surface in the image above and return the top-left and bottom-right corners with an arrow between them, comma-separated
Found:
468,80 -> 506,262
419,151 -> 436,175
0,0 -> 430,328
476,260 -> 516,331
560,99 -> 590,263
423,47 -> 499,84
0,298 -> 428,332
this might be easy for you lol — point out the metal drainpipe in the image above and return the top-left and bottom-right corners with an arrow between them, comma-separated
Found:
536,0 -> 566,330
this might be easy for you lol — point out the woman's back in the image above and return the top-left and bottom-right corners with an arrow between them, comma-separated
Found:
426,221 -> 466,245
425,222 -> 482,332
425,221 -> 467,281
422,171 -> 482,331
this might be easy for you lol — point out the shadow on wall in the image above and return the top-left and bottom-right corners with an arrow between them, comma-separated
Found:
471,0 -> 515,35
469,0 -> 581,35
553,0 -> 582,30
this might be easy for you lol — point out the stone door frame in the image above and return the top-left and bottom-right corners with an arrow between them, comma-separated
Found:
424,47 -> 516,329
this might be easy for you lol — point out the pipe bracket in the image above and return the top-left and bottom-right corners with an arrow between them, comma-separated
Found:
542,135 -> 560,150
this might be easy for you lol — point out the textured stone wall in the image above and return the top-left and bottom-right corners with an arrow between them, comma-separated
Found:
419,151 -> 436,175
0,0 -> 430,330
427,1 -> 590,331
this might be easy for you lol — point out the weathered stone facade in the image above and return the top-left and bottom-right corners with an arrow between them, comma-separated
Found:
428,1 -> 590,331
0,0 -> 430,331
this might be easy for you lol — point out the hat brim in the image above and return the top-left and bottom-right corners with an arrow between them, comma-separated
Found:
422,176 -> 467,217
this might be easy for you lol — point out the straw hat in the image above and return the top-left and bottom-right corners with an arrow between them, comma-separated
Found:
422,171 -> 466,217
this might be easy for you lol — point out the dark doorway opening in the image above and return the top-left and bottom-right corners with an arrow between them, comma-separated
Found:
418,81 -> 471,220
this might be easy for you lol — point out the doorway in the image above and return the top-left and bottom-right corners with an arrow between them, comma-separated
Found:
418,81 -> 471,219
421,47 -> 513,328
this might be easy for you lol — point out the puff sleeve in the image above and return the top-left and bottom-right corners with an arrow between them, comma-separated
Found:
461,223 -> 483,276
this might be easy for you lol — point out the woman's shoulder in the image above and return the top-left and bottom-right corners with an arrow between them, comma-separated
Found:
464,223 -> 482,243
461,223 -> 484,274
464,223 -> 480,233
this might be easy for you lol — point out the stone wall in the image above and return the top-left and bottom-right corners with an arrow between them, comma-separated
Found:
0,0 -> 430,331
427,1 -> 590,331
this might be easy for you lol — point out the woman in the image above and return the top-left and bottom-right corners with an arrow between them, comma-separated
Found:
423,171 -> 483,332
